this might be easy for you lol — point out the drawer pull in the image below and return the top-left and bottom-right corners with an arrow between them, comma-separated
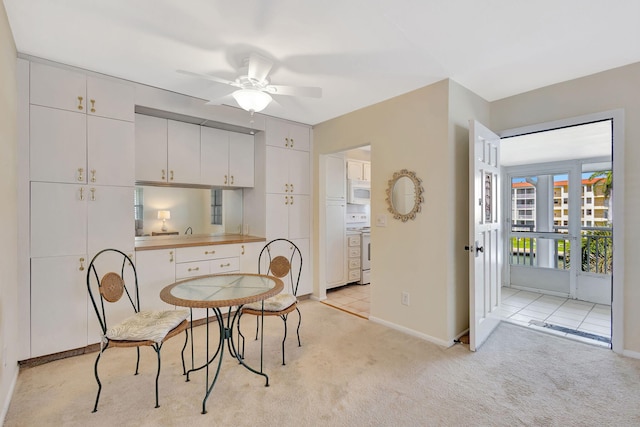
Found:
188,267 -> 200,272
204,250 -> 216,255
220,263 -> 231,268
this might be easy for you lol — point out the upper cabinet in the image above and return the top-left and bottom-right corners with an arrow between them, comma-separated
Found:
135,114 -> 167,182
167,120 -> 201,184
30,62 -> 134,122
201,127 -> 254,187
266,119 -> 310,152
347,160 -> 371,181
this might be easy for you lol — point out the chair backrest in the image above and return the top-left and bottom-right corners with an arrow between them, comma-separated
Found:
86,249 -> 140,335
258,239 -> 302,297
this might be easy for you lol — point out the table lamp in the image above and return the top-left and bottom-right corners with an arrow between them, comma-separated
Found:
157,210 -> 171,232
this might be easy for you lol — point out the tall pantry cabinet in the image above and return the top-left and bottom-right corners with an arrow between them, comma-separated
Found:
25,61 -> 135,357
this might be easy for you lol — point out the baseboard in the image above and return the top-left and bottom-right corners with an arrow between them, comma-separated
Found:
1,367 -> 19,425
368,316 -> 453,348
622,349 -> 640,360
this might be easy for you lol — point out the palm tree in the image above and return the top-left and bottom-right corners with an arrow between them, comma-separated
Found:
589,170 -> 612,197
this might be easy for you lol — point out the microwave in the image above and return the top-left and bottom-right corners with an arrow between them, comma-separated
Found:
348,179 -> 371,204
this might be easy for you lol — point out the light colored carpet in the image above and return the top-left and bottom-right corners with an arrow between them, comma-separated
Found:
5,299 -> 640,426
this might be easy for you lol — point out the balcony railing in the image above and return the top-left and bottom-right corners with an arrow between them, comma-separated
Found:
509,225 -> 612,275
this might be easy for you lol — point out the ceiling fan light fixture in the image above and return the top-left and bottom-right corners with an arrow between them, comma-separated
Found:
232,88 -> 272,113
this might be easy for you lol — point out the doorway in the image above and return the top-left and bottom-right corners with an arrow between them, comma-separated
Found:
499,118 -> 615,347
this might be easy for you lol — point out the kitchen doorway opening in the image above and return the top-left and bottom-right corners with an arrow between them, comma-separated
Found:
499,117 -> 615,348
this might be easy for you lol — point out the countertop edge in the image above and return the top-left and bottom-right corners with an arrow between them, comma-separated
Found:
135,235 -> 266,251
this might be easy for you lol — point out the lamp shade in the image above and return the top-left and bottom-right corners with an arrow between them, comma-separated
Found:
232,89 -> 272,113
157,210 -> 171,220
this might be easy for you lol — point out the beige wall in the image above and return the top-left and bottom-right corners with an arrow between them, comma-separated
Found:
315,79 -> 487,343
0,1 -> 19,418
491,62 -> 640,353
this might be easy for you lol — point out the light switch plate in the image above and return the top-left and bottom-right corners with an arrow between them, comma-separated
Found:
376,214 -> 387,227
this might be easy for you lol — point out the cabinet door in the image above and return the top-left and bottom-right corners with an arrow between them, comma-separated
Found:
200,127 -> 229,186
30,62 -> 86,113
265,118 -> 290,148
136,249 -> 176,312
289,149 -> 310,195
168,120 -> 200,184
239,242 -> 263,273
135,114 -> 167,182
87,186 -> 135,258
229,132 -> 254,187
87,116 -> 135,186
31,255 -> 88,357
30,182 -> 86,258
265,146 -> 290,194
291,238 -> 311,296
363,162 -> 371,181
86,76 -> 135,122
347,161 -> 363,180
326,155 -> 346,200
288,123 -> 310,152
325,201 -> 346,287
288,194 -> 310,240
266,193 -> 289,241
30,105 -> 86,184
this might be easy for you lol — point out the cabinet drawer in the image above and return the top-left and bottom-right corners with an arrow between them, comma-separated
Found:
348,236 -> 361,247
210,257 -> 240,274
348,269 -> 361,281
348,247 -> 361,258
176,244 -> 239,263
348,258 -> 361,269
176,261 -> 209,279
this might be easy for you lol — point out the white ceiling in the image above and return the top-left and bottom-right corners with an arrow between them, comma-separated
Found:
5,1 -> 640,125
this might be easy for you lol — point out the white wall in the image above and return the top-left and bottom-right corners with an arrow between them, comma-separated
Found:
491,61 -> 640,353
0,1 -> 19,421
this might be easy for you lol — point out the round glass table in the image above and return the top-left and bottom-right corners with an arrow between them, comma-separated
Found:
160,273 -> 283,414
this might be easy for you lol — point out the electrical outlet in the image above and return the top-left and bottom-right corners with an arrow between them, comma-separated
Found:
401,291 -> 410,306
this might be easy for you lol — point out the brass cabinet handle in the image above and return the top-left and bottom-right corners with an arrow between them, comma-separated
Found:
285,137 -> 289,148
79,257 -> 85,271
90,99 -> 95,113
170,170 -> 174,181
290,138 -> 294,147
188,267 -> 200,272
290,183 -> 294,192
77,96 -> 84,111
224,175 -> 228,185
77,168 -> 84,182
161,169 -> 166,180
285,183 -> 289,192
204,250 -> 216,255
285,195 -> 289,205
90,187 -> 96,201
90,169 -> 96,182
241,245 -> 245,255
220,263 -> 231,268
230,175 -> 234,185
169,251 -> 174,262
79,187 -> 84,201
290,195 -> 294,205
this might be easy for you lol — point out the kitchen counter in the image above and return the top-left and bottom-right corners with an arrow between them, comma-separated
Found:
134,234 -> 266,251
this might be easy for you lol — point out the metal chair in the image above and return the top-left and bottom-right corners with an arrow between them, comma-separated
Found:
238,238 -> 302,365
86,248 -> 189,412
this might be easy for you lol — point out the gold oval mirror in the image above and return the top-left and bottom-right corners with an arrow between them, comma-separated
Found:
385,169 -> 424,222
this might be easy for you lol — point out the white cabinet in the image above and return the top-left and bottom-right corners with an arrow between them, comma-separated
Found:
134,117 -> 201,184
266,193 -> 310,241
135,114 -> 167,182
86,186 -> 135,256
239,242 -> 263,273
136,249 -> 176,312
266,119 -> 310,152
87,115 -> 135,186
168,120 -> 200,184
347,160 -> 371,181
292,238 -> 311,296
347,233 -> 362,284
31,256 -> 88,357
201,127 -> 254,187
326,155 -> 346,200
326,200 -> 346,289
266,147 -> 310,195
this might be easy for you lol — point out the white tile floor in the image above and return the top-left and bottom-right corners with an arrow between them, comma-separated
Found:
323,284 -> 370,318
501,287 -> 611,347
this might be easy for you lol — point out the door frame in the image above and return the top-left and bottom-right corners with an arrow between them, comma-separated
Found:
497,109 -> 624,353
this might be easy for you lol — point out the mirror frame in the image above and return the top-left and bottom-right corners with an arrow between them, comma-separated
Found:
385,169 -> 424,222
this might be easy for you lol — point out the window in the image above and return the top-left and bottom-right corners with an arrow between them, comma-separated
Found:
211,189 -> 223,225
586,209 -> 592,215
587,197 -> 592,203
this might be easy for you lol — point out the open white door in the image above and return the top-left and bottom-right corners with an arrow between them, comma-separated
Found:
468,120 -> 503,351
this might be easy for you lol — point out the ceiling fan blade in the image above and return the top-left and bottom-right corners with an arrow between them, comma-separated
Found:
177,69 -> 238,87
247,53 -> 273,83
265,84 -> 322,98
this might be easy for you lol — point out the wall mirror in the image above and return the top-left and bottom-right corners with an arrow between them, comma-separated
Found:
385,169 -> 424,222
134,185 -> 243,238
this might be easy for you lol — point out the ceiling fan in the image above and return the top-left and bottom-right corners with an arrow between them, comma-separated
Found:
178,53 -> 322,114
